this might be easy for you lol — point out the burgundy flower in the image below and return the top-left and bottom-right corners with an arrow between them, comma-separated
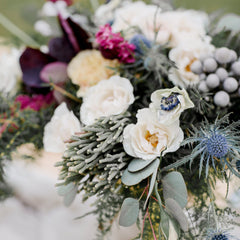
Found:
20,15 -> 92,92
15,92 -> 54,111
48,0 -> 73,6
96,24 -> 135,63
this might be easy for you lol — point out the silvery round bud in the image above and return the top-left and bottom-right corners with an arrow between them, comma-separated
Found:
215,47 -> 232,64
198,81 -> 209,92
190,60 -> 202,74
223,77 -> 238,93
216,68 -> 228,82
206,74 -> 220,89
229,50 -> 237,62
203,58 -> 217,72
214,91 -> 230,107
231,61 -> 240,76
200,73 -> 206,80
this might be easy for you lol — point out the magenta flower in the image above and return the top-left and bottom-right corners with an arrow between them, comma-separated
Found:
48,0 -> 73,6
96,24 -> 135,63
15,92 -> 54,111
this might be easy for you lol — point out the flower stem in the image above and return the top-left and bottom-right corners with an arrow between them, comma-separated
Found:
0,13 -> 40,47
49,82 -> 82,103
147,208 -> 157,240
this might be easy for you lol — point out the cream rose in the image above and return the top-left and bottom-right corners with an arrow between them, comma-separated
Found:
150,87 -> 194,125
67,50 -> 118,97
43,102 -> 81,153
169,37 -> 215,88
123,108 -> 183,161
80,75 -> 134,126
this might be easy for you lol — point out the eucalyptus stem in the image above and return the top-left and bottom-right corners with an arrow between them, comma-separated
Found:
154,181 -> 162,240
0,13 -> 40,47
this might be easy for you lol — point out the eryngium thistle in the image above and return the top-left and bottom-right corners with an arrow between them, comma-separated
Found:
56,112 -> 132,200
182,115 -> 240,178
206,229 -> 232,240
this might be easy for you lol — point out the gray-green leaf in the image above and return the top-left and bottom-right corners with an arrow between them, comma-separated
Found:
119,198 -> 139,227
160,209 -> 170,240
128,158 -> 156,172
144,159 -> 160,209
216,14 -> 240,32
121,158 -> 159,186
162,171 -> 188,208
62,184 -> 78,207
57,182 -> 76,196
165,198 -> 188,232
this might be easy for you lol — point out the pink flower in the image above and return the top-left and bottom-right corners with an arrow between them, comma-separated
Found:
48,0 -> 73,6
15,92 -> 54,111
96,24 -> 135,63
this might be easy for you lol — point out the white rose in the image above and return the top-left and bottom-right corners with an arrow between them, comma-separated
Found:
150,87 -> 194,125
0,48 -> 22,95
112,1 -> 162,39
169,37 -> 215,88
94,0 -> 122,26
80,75 -> 134,125
123,108 -> 183,161
43,102 -> 81,153
153,9 -> 209,47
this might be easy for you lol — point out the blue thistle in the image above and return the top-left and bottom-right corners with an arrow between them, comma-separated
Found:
206,229 -> 234,240
182,115 -> 240,178
129,34 -> 152,55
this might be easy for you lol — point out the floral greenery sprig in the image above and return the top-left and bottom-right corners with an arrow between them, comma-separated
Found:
56,111 -> 132,203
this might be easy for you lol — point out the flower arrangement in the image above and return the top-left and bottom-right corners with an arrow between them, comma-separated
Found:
0,0 -> 240,239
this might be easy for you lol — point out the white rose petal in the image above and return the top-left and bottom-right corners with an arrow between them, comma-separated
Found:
0,48 -> 22,95
43,102 -> 81,153
150,87 -> 194,125
80,75 -> 134,126
123,108 -> 184,161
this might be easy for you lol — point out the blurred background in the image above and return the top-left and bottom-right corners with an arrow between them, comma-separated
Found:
0,0 -> 240,38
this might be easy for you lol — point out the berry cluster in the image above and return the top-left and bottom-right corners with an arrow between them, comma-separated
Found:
191,47 -> 240,107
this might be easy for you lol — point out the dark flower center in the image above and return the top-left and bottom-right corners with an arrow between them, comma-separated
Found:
211,233 -> 229,240
160,93 -> 180,111
207,133 -> 228,158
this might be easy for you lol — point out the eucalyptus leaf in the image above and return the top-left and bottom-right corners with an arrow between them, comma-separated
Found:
216,14 -> 240,32
57,182 -> 76,196
63,184 -> 78,207
160,209 -> 170,240
121,158 -> 159,186
162,171 -> 188,208
128,158 -> 155,173
165,198 -> 188,232
144,159 -> 160,209
119,198 -> 139,227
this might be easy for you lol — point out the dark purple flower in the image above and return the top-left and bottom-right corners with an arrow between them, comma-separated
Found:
20,15 -> 92,92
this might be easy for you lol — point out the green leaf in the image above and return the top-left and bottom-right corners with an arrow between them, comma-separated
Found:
62,184 -> 78,207
57,182 -> 76,196
128,158 -> 156,172
165,198 -> 188,232
216,14 -> 240,32
121,158 -> 159,186
144,159 -> 160,209
160,209 -> 170,240
119,198 -> 139,227
162,171 -> 188,208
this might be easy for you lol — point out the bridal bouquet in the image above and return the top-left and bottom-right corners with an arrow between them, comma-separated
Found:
1,0 -> 240,239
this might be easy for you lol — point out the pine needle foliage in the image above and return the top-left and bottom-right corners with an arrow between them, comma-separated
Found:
57,112 -> 133,198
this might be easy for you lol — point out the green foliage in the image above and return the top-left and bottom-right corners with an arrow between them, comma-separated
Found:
0,93 -> 55,200
56,112 -> 133,199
